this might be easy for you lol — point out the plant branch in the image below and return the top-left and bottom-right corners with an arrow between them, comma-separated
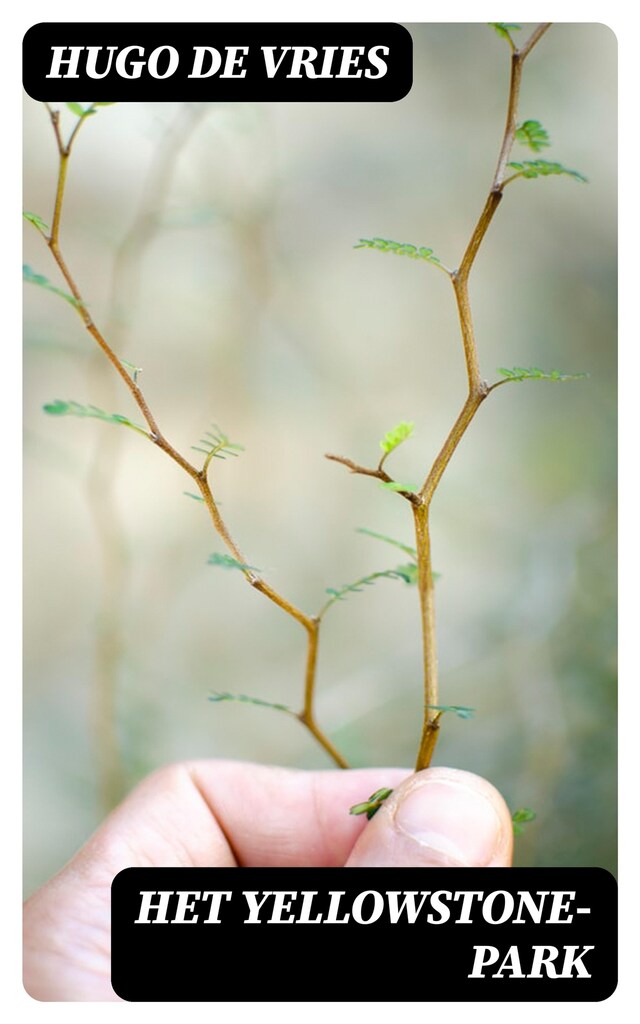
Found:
325,452 -> 421,506
297,619 -> 350,769
486,376 -> 516,395
409,24 -> 551,768
412,503 -> 441,768
45,106 -> 94,244
517,22 -> 552,60
44,104 -> 65,155
37,105 -> 348,770
419,392 -> 486,506
493,26 -> 551,188
196,470 -> 349,766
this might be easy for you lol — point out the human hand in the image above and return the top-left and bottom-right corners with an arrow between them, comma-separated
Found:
23,761 -> 513,1000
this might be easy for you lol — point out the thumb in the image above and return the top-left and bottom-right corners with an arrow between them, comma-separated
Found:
345,767 -> 513,867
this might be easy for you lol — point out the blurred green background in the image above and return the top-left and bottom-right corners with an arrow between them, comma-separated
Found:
23,23 -> 616,894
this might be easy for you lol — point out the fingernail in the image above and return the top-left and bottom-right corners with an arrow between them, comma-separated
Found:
393,777 -> 503,866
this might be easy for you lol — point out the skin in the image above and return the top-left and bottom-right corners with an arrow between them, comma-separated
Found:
23,761 -> 513,1001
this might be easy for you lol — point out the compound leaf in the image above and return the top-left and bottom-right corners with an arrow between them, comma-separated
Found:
515,119 -> 550,152
379,481 -> 417,493
350,787 -> 394,820
208,553 -> 259,572
356,527 -> 417,560
489,23 -> 521,43
43,399 -> 148,435
65,102 -> 102,118
23,211 -> 49,234
209,692 -> 294,715
512,807 -> 536,836
380,421 -> 415,455
23,264 -> 81,308
506,160 -> 587,183
355,237 -> 442,267
393,563 -> 419,585
192,424 -> 244,464
319,566 -> 418,617
497,366 -> 587,384
427,704 -> 476,720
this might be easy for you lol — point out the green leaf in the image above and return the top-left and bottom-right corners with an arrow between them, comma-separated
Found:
319,567 -> 418,617
64,102 -> 101,118
512,807 -> 536,823
208,692 -> 294,715
192,425 -> 244,463
120,359 -> 142,383
391,563 -> 419,585
427,704 -> 475,720
506,160 -> 587,183
183,491 -> 205,502
380,421 -> 415,455
23,211 -> 49,234
355,237 -> 442,266
489,22 -> 521,42
379,481 -> 417,493
42,399 -> 148,435
350,787 -> 394,820
497,366 -> 588,384
93,102 -> 116,106
356,527 -> 417,560
324,570 -> 401,600
23,264 -> 82,308
208,553 -> 259,572
515,120 -> 550,153
512,807 -> 536,836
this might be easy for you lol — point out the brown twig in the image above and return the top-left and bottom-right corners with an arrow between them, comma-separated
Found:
325,452 -> 422,506
35,103 -> 349,772
410,24 -> 552,769
325,25 -> 552,772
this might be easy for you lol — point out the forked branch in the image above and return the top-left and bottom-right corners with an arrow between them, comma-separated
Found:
328,24 -> 553,772
412,23 -> 551,769
33,104 -> 348,770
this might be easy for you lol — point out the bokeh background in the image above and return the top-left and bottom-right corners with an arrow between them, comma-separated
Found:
23,23 -> 616,894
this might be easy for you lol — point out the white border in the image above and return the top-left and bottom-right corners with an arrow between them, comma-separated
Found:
8,1 -> 631,1020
